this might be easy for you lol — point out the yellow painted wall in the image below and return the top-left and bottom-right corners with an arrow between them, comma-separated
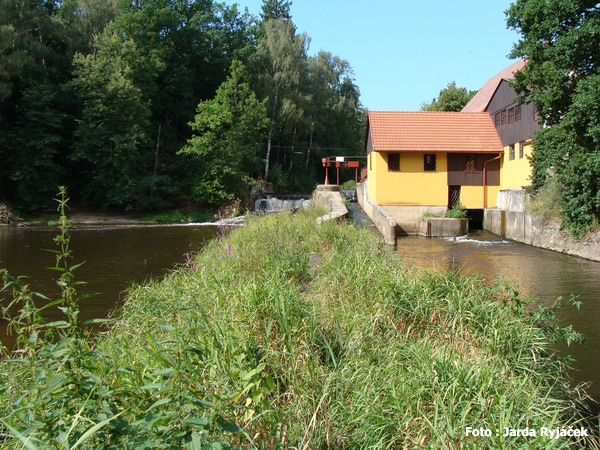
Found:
500,141 -> 533,189
367,152 -> 377,201
460,186 -> 484,209
459,186 -> 499,209
486,186 -> 499,208
371,152 -> 448,206
368,151 -> 500,209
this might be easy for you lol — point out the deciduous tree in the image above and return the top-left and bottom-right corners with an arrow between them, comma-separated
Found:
179,61 -> 269,205
507,0 -> 600,235
421,82 -> 476,112
71,31 -> 151,208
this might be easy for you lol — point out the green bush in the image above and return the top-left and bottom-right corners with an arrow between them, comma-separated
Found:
339,179 -> 357,189
445,203 -> 468,218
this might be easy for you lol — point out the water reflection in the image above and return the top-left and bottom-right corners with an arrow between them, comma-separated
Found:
397,230 -> 600,403
0,224 -> 217,345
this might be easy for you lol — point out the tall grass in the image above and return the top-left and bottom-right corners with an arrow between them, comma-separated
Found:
0,205 -> 596,448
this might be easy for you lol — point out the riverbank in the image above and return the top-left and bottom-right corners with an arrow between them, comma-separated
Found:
0,209 -> 595,447
1,209 -> 233,227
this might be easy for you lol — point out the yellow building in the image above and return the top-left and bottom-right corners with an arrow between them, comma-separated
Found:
365,111 -> 504,212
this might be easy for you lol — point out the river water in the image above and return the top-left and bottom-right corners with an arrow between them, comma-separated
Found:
347,203 -> 600,406
2,217 -> 599,406
0,224 -> 217,345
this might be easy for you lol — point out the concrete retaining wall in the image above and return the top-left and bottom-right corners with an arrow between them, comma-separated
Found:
497,189 -> 528,212
356,182 -> 397,246
417,217 -> 468,237
484,190 -> 600,262
313,185 -> 348,225
381,205 -> 447,235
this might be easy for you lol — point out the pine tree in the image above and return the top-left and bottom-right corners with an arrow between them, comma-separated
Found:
261,0 -> 292,21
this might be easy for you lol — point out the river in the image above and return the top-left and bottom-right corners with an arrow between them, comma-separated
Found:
0,224 -> 217,346
2,217 -> 599,407
347,203 -> 600,407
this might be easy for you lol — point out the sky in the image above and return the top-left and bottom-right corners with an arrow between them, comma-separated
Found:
231,0 -> 523,111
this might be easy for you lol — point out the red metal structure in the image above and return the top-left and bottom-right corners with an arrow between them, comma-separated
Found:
321,156 -> 362,185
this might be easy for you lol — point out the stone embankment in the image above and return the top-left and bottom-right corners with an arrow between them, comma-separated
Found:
484,189 -> 600,262
356,182 -> 396,246
312,185 -> 348,225
0,203 -> 12,224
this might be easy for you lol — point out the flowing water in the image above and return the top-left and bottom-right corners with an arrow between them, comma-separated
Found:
3,213 -> 600,407
0,224 -> 217,346
349,203 -> 600,406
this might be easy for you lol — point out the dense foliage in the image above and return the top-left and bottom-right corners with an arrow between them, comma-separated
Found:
0,205 -> 592,447
507,0 -> 600,236
421,81 -> 476,112
0,0 -> 364,210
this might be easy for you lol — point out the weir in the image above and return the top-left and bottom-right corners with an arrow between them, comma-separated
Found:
254,194 -> 311,213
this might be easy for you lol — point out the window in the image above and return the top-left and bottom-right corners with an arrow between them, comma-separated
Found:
369,153 -> 372,171
387,153 -> 400,171
515,105 -> 521,121
509,144 -> 515,160
424,154 -> 436,171
519,142 -> 524,159
508,107 -> 515,124
501,109 -> 507,125
465,155 -> 477,172
495,112 -> 501,126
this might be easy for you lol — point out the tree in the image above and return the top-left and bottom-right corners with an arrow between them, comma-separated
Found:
253,18 -> 307,180
261,0 -> 292,22
421,82 -> 476,111
507,0 -> 600,236
71,30 -> 151,208
0,0 -> 70,208
178,61 -> 269,205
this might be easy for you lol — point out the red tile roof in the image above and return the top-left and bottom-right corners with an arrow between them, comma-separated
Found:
462,59 -> 526,112
368,111 -> 504,153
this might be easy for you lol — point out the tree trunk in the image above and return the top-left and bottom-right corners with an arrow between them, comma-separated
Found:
289,126 -> 296,171
264,90 -> 279,180
150,123 -> 161,198
305,120 -> 314,170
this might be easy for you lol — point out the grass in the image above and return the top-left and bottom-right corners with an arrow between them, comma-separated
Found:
0,208 -> 596,448
528,179 -> 564,224
339,180 -> 357,189
140,209 -> 212,223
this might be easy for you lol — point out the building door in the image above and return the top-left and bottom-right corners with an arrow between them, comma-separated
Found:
448,185 -> 461,208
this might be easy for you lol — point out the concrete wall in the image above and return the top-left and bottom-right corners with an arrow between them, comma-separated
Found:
417,217 -> 468,237
381,205 -> 446,235
484,190 -> 600,262
312,185 -> 348,225
356,181 -> 397,246
496,189 -> 528,212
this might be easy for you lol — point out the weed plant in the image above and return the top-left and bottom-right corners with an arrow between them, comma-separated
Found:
445,203 -> 468,218
339,180 -> 357,190
0,193 -> 595,448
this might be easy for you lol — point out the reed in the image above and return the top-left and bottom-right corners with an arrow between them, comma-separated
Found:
0,204 -> 595,448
